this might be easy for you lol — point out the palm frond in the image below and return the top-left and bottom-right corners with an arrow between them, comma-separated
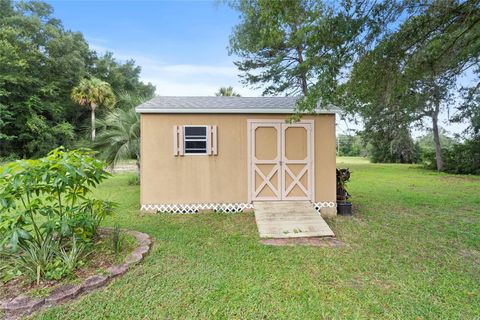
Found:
93,93 -> 149,168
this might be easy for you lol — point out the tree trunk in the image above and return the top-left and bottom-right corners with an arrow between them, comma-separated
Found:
91,104 -> 97,141
296,47 -> 308,95
431,103 -> 443,171
301,74 -> 308,96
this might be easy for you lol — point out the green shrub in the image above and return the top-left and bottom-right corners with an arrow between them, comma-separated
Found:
337,134 -> 367,157
0,147 -> 114,250
0,147 -> 115,282
421,138 -> 480,175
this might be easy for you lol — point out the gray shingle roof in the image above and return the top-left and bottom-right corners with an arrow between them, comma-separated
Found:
135,96 -> 338,114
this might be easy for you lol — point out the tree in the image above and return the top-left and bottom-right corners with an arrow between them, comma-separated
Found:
0,0 -> 91,158
228,0 -> 321,96
90,52 -> 156,98
361,110 -> 420,164
337,134 -> 366,157
344,0 -> 480,169
455,67 -> 480,138
71,78 -> 116,141
215,86 -> 241,97
229,0 -> 479,171
94,92 -> 152,177
229,0 -> 400,100
94,107 -> 139,173
0,0 -> 155,158
417,128 -> 456,151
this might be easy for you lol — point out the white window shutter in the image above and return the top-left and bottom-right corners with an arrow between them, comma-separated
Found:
178,126 -> 184,155
173,125 -> 179,156
205,126 -> 211,155
211,125 -> 218,155
173,125 -> 184,156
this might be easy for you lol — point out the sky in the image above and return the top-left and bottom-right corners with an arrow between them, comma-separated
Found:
47,0 -> 469,137
48,0 -> 256,96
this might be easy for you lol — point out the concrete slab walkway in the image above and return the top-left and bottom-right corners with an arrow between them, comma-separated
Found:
254,201 -> 335,238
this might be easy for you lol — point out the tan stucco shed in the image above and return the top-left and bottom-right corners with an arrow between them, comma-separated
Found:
136,96 -> 338,217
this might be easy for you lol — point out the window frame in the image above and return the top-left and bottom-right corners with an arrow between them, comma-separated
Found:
183,125 -> 209,155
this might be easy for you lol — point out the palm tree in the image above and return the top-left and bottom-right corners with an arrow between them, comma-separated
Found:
215,86 -> 241,97
71,78 -> 116,140
94,92 -> 152,178
94,107 -> 140,173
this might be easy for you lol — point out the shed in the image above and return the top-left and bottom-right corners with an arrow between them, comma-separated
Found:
135,96 -> 338,217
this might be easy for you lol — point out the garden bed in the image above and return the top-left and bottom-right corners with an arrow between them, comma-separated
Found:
0,228 -> 152,320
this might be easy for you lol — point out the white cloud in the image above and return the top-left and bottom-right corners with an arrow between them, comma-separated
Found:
133,56 -> 258,96
87,39 -> 260,97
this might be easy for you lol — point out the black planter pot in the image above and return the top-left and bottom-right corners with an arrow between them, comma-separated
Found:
337,202 -> 352,215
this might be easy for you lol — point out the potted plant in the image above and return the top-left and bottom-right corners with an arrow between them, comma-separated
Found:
336,168 -> 352,215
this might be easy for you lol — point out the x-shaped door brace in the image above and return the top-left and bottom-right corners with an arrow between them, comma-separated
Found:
254,165 -> 280,198
283,164 -> 309,197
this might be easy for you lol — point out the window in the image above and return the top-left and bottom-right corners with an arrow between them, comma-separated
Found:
183,126 -> 208,154
173,125 -> 217,156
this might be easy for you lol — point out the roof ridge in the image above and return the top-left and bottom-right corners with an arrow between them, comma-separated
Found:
135,96 -> 339,114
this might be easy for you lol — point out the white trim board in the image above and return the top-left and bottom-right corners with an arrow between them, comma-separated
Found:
136,108 -> 339,114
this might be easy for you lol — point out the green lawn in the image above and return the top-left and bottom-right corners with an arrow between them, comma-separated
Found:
33,158 -> 480,319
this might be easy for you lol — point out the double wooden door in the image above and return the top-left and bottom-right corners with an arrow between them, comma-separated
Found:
248,120 -> 314,202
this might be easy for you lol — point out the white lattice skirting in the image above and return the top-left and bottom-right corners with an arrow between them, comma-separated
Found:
141,201 -> 336,214
141,203 -> 255,213
312,201 -> 337,214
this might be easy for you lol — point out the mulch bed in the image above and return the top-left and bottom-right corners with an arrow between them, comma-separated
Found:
0,228 -> 152,320
1,234 -> 116,303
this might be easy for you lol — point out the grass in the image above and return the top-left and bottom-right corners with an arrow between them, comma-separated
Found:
31,158 -> 480,319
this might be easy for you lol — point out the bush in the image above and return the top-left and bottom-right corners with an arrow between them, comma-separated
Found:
337,134 -> 367,157
0,147 -> 115,282
369,138 -> 420,164
422,138 -> 480,175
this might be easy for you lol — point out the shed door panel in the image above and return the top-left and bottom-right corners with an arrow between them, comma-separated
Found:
251,124 -> 281,200
281,124 -> 312,200
249,121 -> 313,202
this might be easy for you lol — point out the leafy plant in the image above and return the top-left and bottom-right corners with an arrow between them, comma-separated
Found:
43,237 -> 88,281
112,224 -> 123,256
12,235 -> 89,284
94,92 -> 152,178
0,147 -> 114,250
56,237 -> 88,274
336,168 -> 351,203
17,235 -> 57,284
0,147 -> 115,283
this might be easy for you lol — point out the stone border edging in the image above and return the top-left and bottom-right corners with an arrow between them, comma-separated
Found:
0,228 -> 153,320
